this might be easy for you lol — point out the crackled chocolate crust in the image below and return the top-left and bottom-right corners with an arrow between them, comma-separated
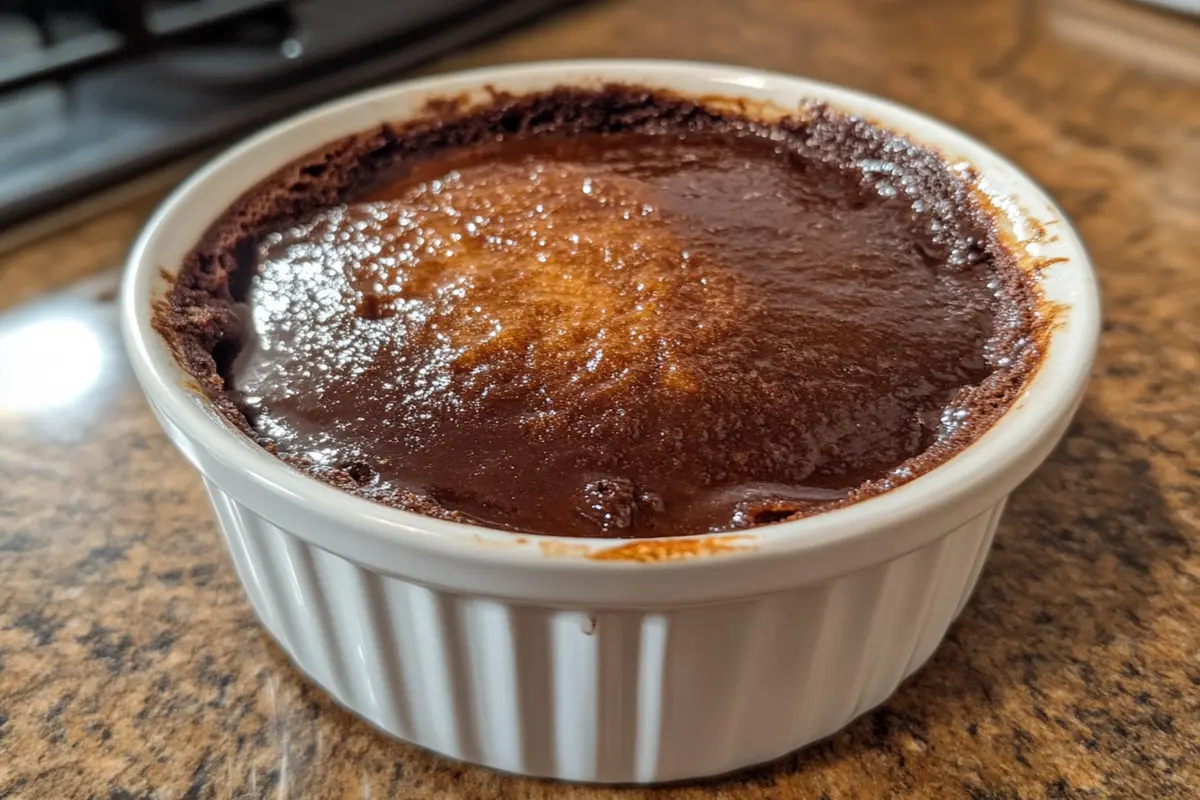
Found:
155,85 -> 1044,538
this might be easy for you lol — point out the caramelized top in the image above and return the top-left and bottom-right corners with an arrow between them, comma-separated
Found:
221,125 -> 1033,538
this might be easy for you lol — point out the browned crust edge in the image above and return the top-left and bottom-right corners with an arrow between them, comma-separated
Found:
152,84 -> 1050,539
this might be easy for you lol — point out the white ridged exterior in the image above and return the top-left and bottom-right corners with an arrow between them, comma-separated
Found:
207,478 -> 1003,783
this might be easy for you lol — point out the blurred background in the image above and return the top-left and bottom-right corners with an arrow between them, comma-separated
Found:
0,0 -> 1196,251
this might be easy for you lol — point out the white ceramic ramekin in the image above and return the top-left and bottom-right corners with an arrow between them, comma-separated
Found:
121,60 -> 1100,784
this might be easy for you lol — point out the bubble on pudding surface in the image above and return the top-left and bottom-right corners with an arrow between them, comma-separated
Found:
340,460 -> 379,486
579,476 -> 665,532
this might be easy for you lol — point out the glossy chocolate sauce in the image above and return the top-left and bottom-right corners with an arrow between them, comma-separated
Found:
159,87 -> 1041,538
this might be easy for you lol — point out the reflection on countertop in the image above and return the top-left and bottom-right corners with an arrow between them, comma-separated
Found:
0,272 -> 122,431
1,0 -> 1199,798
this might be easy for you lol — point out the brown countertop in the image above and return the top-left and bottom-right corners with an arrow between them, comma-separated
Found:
2,0 -> 1199,797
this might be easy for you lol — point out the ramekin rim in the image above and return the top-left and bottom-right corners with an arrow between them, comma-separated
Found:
120,58 -> 1100,581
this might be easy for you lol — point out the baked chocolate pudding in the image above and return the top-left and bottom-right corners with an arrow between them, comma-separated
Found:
157,86 -> 1043,539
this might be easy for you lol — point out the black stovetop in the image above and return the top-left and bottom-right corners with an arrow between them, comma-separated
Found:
0,0 -> 583,233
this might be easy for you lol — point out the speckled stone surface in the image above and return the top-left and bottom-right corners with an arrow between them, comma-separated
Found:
2,0 -> 1199,797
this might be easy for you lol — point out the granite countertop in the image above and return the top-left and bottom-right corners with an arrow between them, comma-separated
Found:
2,0 -> 1199,797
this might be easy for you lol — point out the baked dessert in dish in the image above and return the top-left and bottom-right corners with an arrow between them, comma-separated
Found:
157,86 -> 1043,539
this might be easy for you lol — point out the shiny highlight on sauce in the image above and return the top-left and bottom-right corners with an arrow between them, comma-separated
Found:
223,127 -> 1032,538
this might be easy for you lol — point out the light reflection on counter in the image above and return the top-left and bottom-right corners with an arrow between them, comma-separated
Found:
0,316 -> 104,413
0,270 -> 126,434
